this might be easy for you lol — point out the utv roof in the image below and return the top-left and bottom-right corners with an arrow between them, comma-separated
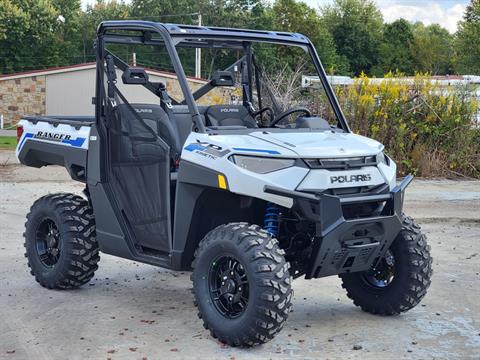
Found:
98,20 -> 311,46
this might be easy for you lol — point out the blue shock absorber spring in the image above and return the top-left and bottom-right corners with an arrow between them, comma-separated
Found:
263,202 -> 281,236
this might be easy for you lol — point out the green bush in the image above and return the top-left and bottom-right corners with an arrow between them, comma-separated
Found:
335,73 -> 480,178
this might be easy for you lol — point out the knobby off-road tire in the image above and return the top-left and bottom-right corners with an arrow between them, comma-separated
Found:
24,193 -> 100,289
340,214 -> 432,315
191,223 -> 293,347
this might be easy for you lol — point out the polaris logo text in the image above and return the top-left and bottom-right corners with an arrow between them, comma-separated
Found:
35,131 -> 71,142
220,108 -> 239,113
330,174 -> 372,184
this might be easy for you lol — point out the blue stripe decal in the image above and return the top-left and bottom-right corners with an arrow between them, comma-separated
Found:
184,143 -> 207,152
232,147 -> 281,155
18,133 -> 34,151
62,137 -> 86,147
18,133 -> 86,151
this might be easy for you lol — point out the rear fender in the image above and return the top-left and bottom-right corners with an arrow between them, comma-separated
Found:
16,119 -> 91,182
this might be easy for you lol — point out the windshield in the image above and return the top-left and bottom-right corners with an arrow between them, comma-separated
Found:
175,39 -> 341,130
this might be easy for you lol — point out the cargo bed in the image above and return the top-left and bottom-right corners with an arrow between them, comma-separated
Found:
16,116 -> 93,182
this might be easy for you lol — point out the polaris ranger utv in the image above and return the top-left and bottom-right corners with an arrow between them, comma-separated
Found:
16,21 -> 432,346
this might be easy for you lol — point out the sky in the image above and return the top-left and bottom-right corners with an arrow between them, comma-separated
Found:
81,0 -> 470,33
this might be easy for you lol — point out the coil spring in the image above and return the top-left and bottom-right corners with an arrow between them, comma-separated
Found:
263,202 -> 280,236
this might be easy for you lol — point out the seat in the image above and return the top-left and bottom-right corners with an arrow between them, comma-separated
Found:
171,106 -> 197,148
129,104 -> 181,160
205,105 -> 257,128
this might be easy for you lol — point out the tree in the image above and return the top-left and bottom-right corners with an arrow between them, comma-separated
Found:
80,0 -> 131,62
271,0 -> 343,73
51,0 -> 83,62
130,0 -> 272,29
0,0 -> 63,73
464,0 -> 480,22
321,0 -> 383,75
129,0 -> 274,77
455,0 -> 480,74
411,23 -> 454,75
375,19 -> 415,76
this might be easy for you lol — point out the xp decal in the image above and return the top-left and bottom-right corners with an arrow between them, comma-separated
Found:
184,142 -> 230,159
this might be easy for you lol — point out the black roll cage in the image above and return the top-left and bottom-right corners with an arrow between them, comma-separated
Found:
95,20 -> 351,133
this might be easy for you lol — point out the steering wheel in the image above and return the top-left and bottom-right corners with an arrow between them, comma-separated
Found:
269,107 -> 311,127
252,106 -> 274,125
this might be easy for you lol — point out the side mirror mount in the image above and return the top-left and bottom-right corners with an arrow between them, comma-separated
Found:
122,67 -> 149,85
211,71 -> 235,87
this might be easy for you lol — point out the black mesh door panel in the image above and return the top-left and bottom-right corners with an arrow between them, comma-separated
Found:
107,101 -> 171,253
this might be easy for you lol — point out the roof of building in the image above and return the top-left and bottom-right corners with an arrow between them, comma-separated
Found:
0,62 -> 207,84
0,63 -> 96,81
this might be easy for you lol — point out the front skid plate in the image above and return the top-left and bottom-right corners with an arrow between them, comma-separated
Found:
291,175 -> 413,279
306,215 -> 402,278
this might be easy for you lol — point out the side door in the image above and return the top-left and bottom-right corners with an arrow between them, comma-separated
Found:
105,84 -> 172,254
97,41 -> 175,256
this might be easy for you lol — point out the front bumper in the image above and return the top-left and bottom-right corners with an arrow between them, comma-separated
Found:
264,175 -> 413,279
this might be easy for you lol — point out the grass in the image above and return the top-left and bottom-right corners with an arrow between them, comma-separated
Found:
0,136 -> 17,150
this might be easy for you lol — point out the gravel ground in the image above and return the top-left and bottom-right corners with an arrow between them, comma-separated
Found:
0,150 -> 479,359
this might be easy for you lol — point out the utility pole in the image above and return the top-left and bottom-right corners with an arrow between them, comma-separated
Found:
195,12 -> 202,78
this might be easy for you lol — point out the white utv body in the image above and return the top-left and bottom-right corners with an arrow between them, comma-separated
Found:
17,21 -> 432,347
182,130 -> 396,208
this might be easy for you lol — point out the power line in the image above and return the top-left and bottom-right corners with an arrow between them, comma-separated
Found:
122,12 -> 200,20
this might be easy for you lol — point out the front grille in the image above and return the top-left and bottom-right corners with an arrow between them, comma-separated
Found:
329,183 -> 389,197
307,183 -> 389,197
304,156 -> 377,170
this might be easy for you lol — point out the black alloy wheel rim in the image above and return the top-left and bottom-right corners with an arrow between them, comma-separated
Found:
362,249 -> 396,288
208,255 -> 249,318
35,218 -> 61,267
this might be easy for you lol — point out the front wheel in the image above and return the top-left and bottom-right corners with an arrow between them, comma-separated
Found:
191,223 -> 293,347
340,214 -> 432,315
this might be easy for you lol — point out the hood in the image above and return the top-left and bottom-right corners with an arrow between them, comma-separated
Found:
248,131 -> 384,158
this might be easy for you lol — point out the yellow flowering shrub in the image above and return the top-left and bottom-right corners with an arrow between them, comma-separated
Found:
335,72 -> 480,178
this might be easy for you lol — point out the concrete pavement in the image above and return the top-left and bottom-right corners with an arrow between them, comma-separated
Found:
0,150 -> 479,359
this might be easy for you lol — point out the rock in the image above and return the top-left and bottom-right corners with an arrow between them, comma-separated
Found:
353,345 -> 362,350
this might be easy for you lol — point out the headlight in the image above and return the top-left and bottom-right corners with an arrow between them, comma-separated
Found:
376,152 -> 389,165
231,155 -> 295,174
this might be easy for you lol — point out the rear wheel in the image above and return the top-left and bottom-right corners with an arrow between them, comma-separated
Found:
191,223 -> 293,347
24,193 -> 100,289
340,215 -> 432,315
